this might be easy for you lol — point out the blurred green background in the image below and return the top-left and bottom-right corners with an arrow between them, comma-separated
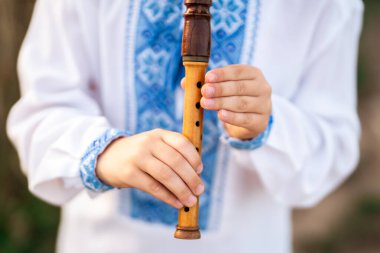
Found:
0,0 -> 379,253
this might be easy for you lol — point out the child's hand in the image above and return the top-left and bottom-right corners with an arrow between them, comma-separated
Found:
95,129 -> 204,209
199,64 -> 272,140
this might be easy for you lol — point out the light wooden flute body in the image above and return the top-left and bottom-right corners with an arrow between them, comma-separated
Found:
174,0 -> 212,240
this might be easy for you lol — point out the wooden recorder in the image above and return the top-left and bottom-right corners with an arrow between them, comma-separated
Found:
174,0 -> 212,240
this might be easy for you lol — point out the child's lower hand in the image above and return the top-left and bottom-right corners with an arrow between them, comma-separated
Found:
182,64 -> 272,140
95,129 -> 204,209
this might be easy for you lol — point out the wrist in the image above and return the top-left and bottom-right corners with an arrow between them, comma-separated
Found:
95,136 -> 126,188
80,129 -> 130,193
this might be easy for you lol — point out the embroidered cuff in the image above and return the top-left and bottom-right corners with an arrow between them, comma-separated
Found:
80,129 -> 130,193
221,114 -> 273,150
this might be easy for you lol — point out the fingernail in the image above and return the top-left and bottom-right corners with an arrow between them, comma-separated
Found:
175,200 -> 184,209
206,72 -> 217,82
195,184 -> 205,195
205,87 -> 216,97
186,195 -> 197,207
197,164 -> 203,174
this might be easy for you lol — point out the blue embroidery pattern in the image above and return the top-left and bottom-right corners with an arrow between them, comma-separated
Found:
249,0 -> 261,61
209,0 -> 249,69
122,0 -> 261,230
126,0 -> 188,227
80,129 -> 130,192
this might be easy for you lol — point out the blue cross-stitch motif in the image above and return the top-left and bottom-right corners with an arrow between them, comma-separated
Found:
122,0 -> 260,230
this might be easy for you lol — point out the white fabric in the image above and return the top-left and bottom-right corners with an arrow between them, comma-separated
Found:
6,0 -> 363,252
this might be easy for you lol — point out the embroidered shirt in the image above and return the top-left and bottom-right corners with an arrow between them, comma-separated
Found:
7,0 -> 364,252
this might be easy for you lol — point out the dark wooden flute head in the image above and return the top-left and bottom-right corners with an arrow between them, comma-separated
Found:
182,0 -> 212,63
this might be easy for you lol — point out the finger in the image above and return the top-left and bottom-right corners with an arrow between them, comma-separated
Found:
141,157 -> 198,207
160,131 -> 203,173
152,141 -> 204,195
218,110 -> 268,133
201,96 -> 266,113
180,77 -> 185,89
126,169 -> 184,209
201,80 -> 260,98
205,64 -> 261,83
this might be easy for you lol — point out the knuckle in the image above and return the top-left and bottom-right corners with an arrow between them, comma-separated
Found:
236,81 -> 246,95
237,98 -> 249,111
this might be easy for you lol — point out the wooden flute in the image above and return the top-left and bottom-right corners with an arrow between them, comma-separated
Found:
174,0 -> 212,240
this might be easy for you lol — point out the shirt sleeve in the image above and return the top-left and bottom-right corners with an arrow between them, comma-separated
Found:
229,1 -> 364,208
220,115 -> 273,150
6,0 -> 110,205
80,129 -> 130,194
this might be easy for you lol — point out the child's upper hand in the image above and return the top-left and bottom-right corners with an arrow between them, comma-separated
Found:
96,129 -> 204,209
201,64 -> 272,140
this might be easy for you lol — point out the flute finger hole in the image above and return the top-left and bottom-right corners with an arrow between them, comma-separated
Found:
196,102 -> 201,109
197,82 -> 202,88
195,121 -> 200,127
184,207 -> 190,212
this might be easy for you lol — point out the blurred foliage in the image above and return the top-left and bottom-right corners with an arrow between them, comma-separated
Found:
299,196 -> 380,253
0,0 -> 379,253
358,0 -> 380,96
0,1 -> 59,253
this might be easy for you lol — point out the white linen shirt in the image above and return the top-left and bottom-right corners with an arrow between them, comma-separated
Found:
7,0 -> 363,252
